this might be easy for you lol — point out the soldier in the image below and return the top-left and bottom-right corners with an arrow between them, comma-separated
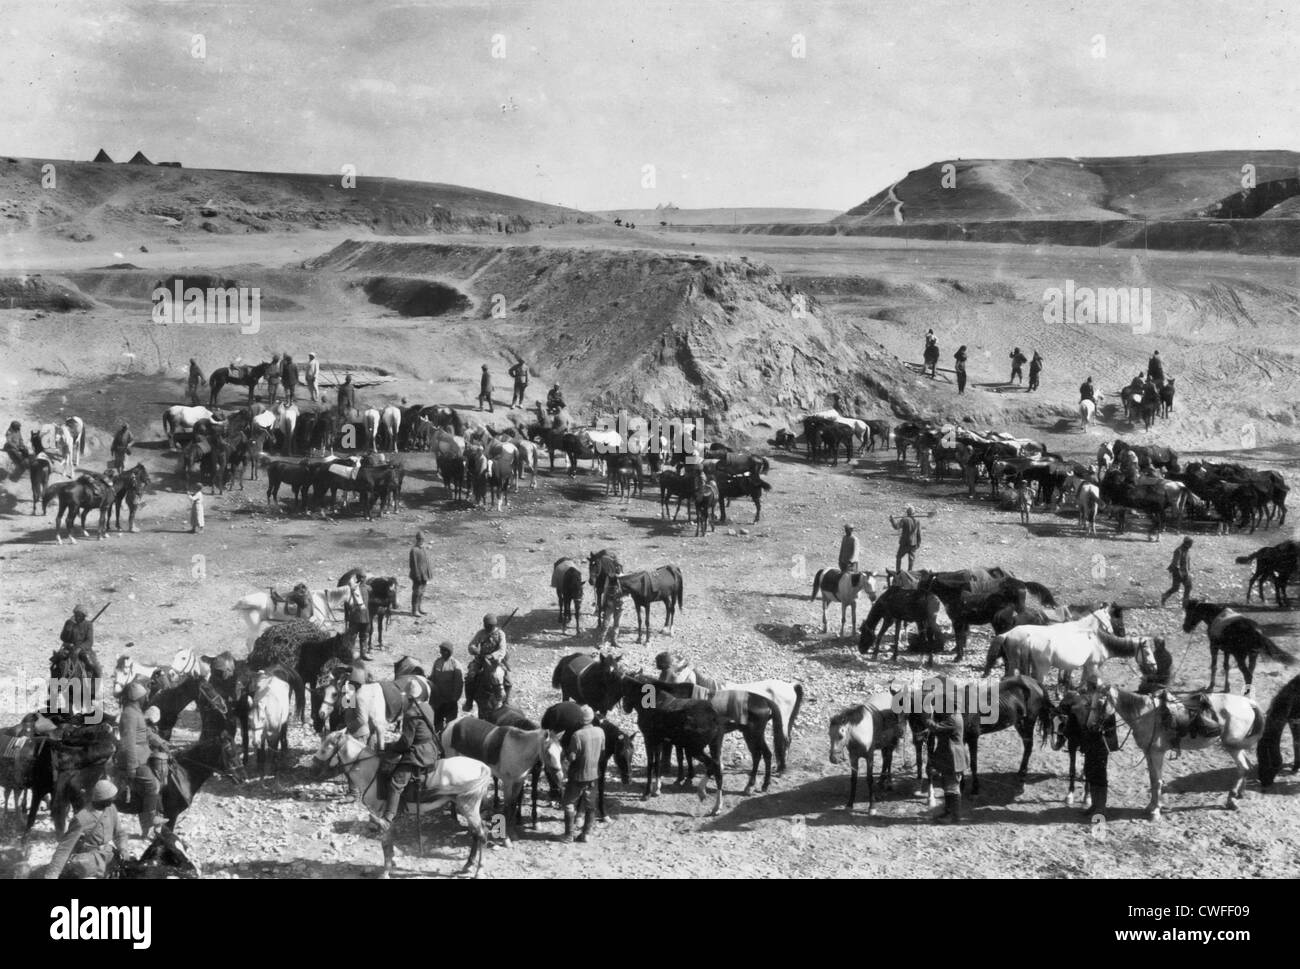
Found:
344,573 -> 372,660
1079,684 -> 1119,821
187,359 -> 206,406
1079,376 -> 1095,403
925,708 -> 968,823
464,614 -> 512,710
337,373 -> 356,417
1147,350 -> 1165,389
430,643 -> 464,734
3,420 -> 29,465
265,353 -> 282,403
546,384 -> 566,415
408,531 -> 432,617
889,505 -> 922,574
306,352 -> 321,403
561,705 -> 605,844
477,364 -> 494,412
117,681 -> 162,838
143,706 -> 173,787
372,678 -> 439,834
954,345 -> 968,394
1028,351 -> 1044,392
282,354 -> 300,404
110,422 -> 133,471
508,358 -> 530,407
1008,347 -> 1028,386
837,524 -> 860,574
1160,537 -> 1194,607
44,779 -> 131,879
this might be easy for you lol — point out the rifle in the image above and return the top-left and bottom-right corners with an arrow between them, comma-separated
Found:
89,602 -> 111,625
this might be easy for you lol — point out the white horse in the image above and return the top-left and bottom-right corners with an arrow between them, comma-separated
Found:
380,405 -> 402,454
274,402 -> 299,455
232,587 -> 350,645
248,674 -> 293,773
163,405 -> 221,449
1106,687 -> 1264,820
112,654 -> 160,696
724,678 -> 805,752
63,417 -> 86,469
37,423 -> 76,476
1079,393 -> 1103,429
362,408 -> 382,452
512,438 -> 539,488
990,604 -> 1136,687
810,568 -> 881,636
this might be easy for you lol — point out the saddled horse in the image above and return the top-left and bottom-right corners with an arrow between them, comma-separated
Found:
1258,674 -> 1300,788
22,442 -> 56,515
441,717 -> 563,845
1182,599 -> 1296,694
1105,686 -> 1265,819
95,464 -> 151,538
551,651 -> 625,713
164,405 -> 224,449
810,568 -> 880,636
209,362 -> 273,406
828,694 -> 904,814
587,549 -> 623,628
312,730 -> 491,878
988,604 -> 1132,687
112,733 -> 246,829
551,558 -> 585,634
1050,687 -> 1115,808
610,565 -> 684,642
45,471 -> 115,545
232,587 -> 350,645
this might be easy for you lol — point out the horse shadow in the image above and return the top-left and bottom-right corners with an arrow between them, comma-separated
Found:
623,514 -> 692,538
698,776 -> 917,832
1163,765 -> 1260,798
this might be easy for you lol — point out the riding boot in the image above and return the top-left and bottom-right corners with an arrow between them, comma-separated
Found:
140,793 -> 160,838
576,808 -> 595,843
933,793 -> 961,824
561,806 -> 576,843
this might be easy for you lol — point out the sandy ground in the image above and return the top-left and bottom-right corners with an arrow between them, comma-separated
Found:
1,226 -> 1297,879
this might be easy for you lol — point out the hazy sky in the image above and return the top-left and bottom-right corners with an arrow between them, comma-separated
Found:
4,0 -> 1298,211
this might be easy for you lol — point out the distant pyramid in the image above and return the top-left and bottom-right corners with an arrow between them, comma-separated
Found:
126,150 -> 153,165
92,149 -> 114,163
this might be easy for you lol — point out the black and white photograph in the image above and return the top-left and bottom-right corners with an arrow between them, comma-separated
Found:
0,0 -> 1296,916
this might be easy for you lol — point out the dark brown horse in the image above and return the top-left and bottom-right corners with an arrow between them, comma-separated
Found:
611,565 -> 684,642
551,651 -> 625,713
586,549 -> 623,627
97,464 -> 151,538
209,362 -> 273,406
44,471 -> 114,544
1258,674 -> 1300,788
620,676 -> 724,815
859,588 -> 944,662
1183,599 -> 1296,693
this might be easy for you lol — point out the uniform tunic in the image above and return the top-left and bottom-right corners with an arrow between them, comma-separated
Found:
46,804 -> 130,879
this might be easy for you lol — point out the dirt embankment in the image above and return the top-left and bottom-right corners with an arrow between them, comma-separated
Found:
306,240 -> 933,435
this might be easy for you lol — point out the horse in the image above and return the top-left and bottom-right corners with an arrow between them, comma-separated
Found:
693,476 -> 718,537
62,416 -> 86,469
114,733 -> 246,829
807,568 -> 877,637
988,604 -> 1131,688
541,702 -> 635,820
620,676 -> 724,815
265,459 -> 321,511
46,472 -> 114,545
36,422 -> 76,477
1050,688 -> 1113,807
112,655 -> 161,697
1182,599 -> 1296,694
1079,393 -> 1103,429
273,402 -> 300,456
92,463 -> 151,539
360,408 -> 381,452
715,471 -> 771,524
1105,686 -> 1265,820
312,730 -> 491,878
1258,674 -> 1300,788
859,588 -> 944,661
22,718 -> 120,834
247,674 -> 293,774
587,550 -> 623,628
1237,540 -> 1300,608
378,405 -> 401,453
232,587 -> 350,646
657,469 -> 699,521
23,447 -> 55,515
552,558 -> 585,635
551,652 -> 625,713
487,452 -> 513,511
209,362 -> 272,406
1159,378 -> 1176,418
163,405 -> 222,449
441,717 -> 563,846
610,565 -> 683,642
828,695 -> 903,814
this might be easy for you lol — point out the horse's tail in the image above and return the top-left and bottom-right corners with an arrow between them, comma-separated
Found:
810,569 -> 825,602
162,410 -> 173,437
985,633 -> 1007,677
674,566 -> 684,611
1234,552 -> 1261,565
551,657 -> 566,691
1260,633 -> 1297,666
783,683 -> 804,757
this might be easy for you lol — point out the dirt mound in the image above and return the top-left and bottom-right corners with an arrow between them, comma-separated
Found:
0,275 -> 95,311
307,241 -> 931,435
357,276 -> 472,317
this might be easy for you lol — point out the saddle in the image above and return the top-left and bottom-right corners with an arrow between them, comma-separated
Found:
1159,691 -> 1221,756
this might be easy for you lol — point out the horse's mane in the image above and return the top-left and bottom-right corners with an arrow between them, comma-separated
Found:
829,704 -> 868,728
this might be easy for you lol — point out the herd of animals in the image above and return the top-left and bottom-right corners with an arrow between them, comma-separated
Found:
2,373 -> 1298,878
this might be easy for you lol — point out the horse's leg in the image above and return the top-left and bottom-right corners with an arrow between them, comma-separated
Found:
758,726 -> 772,793
1146,748 -> 1165,820
1017,724 -> 1033,781
1207,645 -> 1219,692
846,750 -> 858,810
1227,747 -> 1251,806
643,734 -> 657,799
1067,743 -> 1078,806
968,736 -> 979,797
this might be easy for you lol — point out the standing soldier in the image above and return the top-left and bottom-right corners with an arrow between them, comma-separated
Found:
44,779 -> 130,879
1028,351 -> 1044,392
1015,479 -> 1033,525
1160,537 -> 1194,607
1009,347 -> 1028,386
117,681 -> 162,838
1078,685 -> 1119,823
508,358 -> 530,407
187,358 -> 206,406
265,353 -> 282,404
478,364 -> 494,412
337,373 -> 357,417
837,524 -> 860,574
889,505 -> 923,574
925,707 -> 968,823
953,345 -> 968,394
562,705 -> 605,843
306,352 -> 321,403
111,422 -> 133,470
431,643 -> 464,734
372,679 -> 439,834
282,354 -> 299,404
408,531 -> 432,617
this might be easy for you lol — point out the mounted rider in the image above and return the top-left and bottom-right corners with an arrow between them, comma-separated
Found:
4,419 -> 30,465
464,614 -> 512,710
269,582 -> 314,621
51,605 -> 102,711
1147,351 -> 1165,389
372,678 -> 440,834
546,384 -> 567,416
1079,376 -> 1095,403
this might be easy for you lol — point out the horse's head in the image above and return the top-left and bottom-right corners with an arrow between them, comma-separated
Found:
1048,697 -> 1074,751
1258,730 -> 1284,788
312,729 -> 350,778
541,730 -> 565,776
1137,637 -> 1170,682
1181,600 -> 1204,634
1104,602 -> 1125,637
859,570 -> 881,603
827,708 -> 861,764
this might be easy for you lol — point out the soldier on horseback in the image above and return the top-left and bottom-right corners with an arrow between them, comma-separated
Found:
464,614 -> 512,710
269,582 -> 315,621
52,605 -> 102,711
4,419 -> 30,465
372,678 -> 440,834
546,383 -> 566,416
1079,376 -> 1095,403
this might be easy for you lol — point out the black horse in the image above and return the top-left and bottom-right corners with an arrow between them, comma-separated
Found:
859,588 -> 944,662
553,558 -> 585,634
1049,687 -> 1116,808
715,471 -> 771,523
1258,674 -> 1300,788
114,733 -> 246,828
24,716 -> 118,835
1237,540 -> 1300,607
619,676 -> 724,815
1183,599 -> 1296,693
209,362 -> 273,406
541,701 -> 635,820
96,463 -> 151,538
551,652 -> 625,714
612,565 -> 684,642
586,549 -> 623,628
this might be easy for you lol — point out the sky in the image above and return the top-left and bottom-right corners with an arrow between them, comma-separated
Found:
3,0 -> 1298,212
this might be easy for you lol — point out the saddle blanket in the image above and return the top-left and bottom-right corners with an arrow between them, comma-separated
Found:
328,463 -> 361,480
252,411 -> 276,430
709,690 -> 749,726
